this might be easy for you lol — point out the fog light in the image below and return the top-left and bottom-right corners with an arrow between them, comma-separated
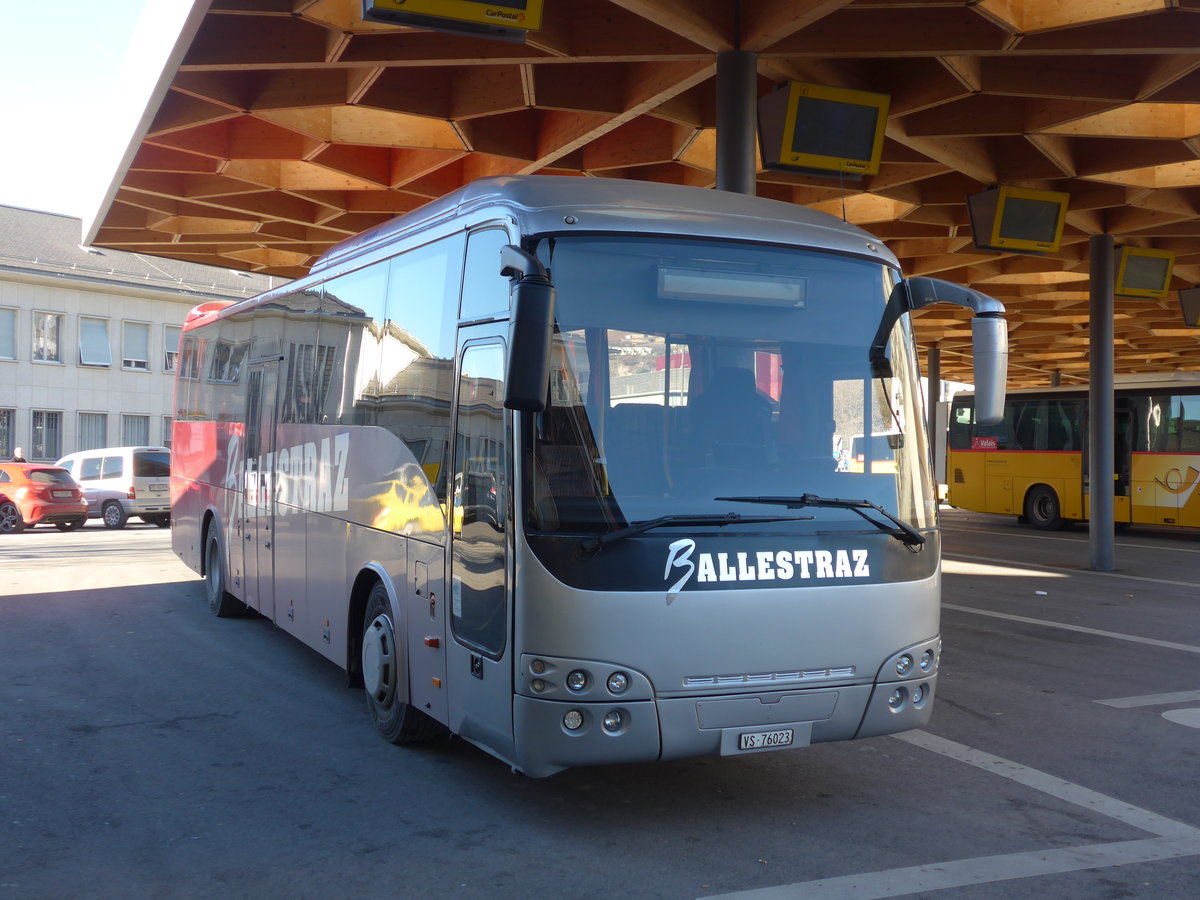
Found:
920,650 -> 935,672
912,684 -> 926,705
531,678 -> 546,693
602,710 -> 623,732
606,672 -> 629,694
896,654 -> 914,677
530,659 -> 547,675
563,710 -> 584,731
567,670 -> 589,692
888,688 -> 906,710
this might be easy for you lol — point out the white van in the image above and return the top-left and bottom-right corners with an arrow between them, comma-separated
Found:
55,446 -> 171,529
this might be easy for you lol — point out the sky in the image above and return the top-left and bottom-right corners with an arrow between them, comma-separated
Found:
0,0 -> 193,225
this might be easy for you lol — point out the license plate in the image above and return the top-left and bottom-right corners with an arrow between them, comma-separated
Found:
738,729 -> 794,751
52,490 -> 74,498
149,484 -> 168,492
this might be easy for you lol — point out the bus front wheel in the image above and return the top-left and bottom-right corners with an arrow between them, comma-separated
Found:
361,582 -> 442,745
1024,485 -> 1067,531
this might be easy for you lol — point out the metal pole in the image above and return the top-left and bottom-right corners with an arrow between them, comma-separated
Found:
1089,234 -> 1115,571
715,49 -> 757,195
927,344 -> 941,455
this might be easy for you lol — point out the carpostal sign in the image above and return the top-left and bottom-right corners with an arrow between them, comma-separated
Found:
363,0 -> 543,32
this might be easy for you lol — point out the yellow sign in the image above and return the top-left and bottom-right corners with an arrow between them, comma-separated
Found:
363,0 -> 543,34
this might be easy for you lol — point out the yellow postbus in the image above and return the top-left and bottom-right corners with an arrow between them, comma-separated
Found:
947,380 -> 1200,529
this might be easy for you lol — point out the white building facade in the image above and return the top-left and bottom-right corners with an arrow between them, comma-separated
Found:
0,206 -> 280,461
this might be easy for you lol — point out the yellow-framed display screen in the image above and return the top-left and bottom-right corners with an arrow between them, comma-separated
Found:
776,83 -> 889,176
364,0 -> 543,33
1115,246 -> 1175,299
985,185 -> 1069,253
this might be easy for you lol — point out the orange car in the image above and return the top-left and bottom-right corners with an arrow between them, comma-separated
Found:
0,463 -> 89,533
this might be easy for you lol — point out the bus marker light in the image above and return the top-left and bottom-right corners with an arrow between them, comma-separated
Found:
564,710 -> 584,731
531,679 -> 546,693
530,659 -> 547,675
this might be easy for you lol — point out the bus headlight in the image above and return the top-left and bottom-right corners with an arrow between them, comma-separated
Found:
888,688 -> 906,711
602,710 -> 624,733
920,650 -> 935,672
567,670 -> 589,692
896,654 -> 914,677
606,672 -> 629,694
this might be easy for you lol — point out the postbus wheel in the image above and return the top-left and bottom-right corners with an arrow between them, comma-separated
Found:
361,581 -> 442,745
1024,484 -> 1067,531
204,528 -> 245,618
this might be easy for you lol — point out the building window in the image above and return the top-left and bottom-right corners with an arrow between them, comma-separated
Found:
0,408 -> 13,458
162,415 -> 173,449
33,312 -> 63,363
0,308 -> 15,360
164,325 -> 181,373
78,413 -> 108,451
32,410 -> 62,460
122,414 -> 150,446
123,321 -> 150,370
79,317 -> 113,367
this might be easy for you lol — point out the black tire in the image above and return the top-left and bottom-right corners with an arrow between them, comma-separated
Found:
361,581 -> 442,744
204,528 -> 245,618
1024,484 -> 1067,531
55,518 -> 86,532
101,501 -> 128,530
0,500 -> 25,534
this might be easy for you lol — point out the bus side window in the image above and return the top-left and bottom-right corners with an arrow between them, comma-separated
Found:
460,227 -> 511,322
948,400 -> 973,450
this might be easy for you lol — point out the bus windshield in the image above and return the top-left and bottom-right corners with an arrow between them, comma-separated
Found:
524,235 -> 935,539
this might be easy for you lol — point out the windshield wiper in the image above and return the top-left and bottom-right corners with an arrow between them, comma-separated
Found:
715,493 -> 926,549
577,513 -> 813,557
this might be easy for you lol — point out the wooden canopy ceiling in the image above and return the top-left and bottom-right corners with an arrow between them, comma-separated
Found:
90,0 -> 1200,387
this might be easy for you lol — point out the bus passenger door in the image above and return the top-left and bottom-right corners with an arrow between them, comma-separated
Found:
1083,409 -> 1133,525
242,362 -> 279,618
446,339 -> 514,755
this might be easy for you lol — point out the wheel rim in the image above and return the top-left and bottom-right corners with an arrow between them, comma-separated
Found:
362,613 -> 396,708
205,536 -> 223,603
104,504 -> 121,527
0,504 -> 18,532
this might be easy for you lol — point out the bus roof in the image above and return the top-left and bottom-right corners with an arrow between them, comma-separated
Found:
310,175 -> 901,275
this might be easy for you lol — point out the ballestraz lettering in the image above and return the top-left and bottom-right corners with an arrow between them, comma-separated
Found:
665,539 -> 869,592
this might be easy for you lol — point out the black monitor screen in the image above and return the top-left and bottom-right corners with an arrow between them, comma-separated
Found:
998,197 -> 1061,244
1122,254 -> 1170,292
789,96 -> 881,162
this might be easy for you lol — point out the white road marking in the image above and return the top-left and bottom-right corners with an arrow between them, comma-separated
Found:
1162,709 -> 1200,728
1096,689 -> 1200,709
945,525 -> 1200,556
702,731 -> 1200,900
942,603 -> 1200,655
943,553 -> 1200,590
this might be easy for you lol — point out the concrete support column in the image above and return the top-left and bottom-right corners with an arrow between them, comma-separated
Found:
1089,234 -> 1115,571
715,49 -> 757,195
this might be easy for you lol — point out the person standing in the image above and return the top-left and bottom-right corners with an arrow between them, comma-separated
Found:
11,447 -> 26,462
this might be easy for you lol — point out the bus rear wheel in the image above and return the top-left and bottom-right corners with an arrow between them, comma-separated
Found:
361,582 -> 442,745
1024,485 -> 1067,531
204,528 -> 245,617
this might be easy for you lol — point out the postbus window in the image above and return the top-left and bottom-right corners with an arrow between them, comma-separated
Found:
1177,395 -> 1200,451
459,228 -> 510,322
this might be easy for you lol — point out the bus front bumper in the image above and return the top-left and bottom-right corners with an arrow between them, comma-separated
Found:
511,676 -> 936,777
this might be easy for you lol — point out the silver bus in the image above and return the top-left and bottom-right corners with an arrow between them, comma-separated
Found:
171,176 -> 1006,776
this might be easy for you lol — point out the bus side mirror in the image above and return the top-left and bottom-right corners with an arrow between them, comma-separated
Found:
874,277 -> 1008,425
971,315 -> 1007,425
501,245 -> 556,413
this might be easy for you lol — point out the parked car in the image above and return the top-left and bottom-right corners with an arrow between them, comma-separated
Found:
55,446 -> 171,529
0,463 -> 89,533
